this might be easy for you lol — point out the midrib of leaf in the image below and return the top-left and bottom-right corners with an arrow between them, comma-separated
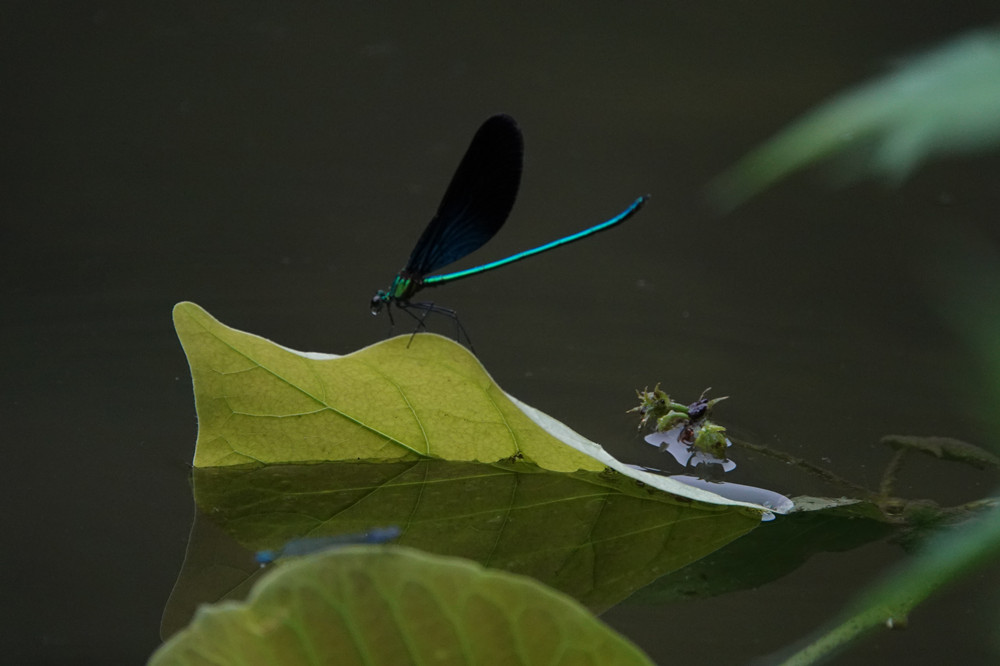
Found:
191,307 -> 427,457
353,357 -> 431,455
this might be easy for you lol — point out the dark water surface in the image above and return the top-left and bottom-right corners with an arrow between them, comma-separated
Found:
5,3 -> 1000,664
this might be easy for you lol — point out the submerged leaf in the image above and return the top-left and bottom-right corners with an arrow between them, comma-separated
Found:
160,460 -> 761,636
628,500 -> 894,604
881,434 -> 1000,470
150,546 -> 655,666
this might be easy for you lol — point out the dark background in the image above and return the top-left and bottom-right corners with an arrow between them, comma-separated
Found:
4,3 -> 1000,664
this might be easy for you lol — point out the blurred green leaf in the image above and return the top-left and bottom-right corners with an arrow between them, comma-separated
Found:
710,29 -> 1000,210
151,545 -> 655,666
776,505 -> 1000,665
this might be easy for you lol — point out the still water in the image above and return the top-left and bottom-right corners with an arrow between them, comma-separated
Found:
5,3 -> 1000,664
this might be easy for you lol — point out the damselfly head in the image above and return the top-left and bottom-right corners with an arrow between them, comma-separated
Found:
370,291 -> 388,316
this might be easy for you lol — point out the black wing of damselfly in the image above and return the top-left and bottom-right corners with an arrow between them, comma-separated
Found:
403,114 -> 523,277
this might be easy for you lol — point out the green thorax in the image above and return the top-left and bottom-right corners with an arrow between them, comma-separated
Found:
388,272 -> 422,301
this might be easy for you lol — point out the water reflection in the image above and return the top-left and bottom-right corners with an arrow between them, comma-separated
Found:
633,427 -> 795,520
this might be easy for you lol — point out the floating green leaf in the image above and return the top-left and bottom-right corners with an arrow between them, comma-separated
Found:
173,301 -> 602,472
172,302 -> 777,512
150,545 -> 655,666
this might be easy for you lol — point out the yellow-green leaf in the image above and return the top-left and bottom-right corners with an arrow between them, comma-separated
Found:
174,301 -> 602,472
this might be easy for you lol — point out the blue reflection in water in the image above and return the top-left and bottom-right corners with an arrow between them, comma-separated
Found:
255,526 -> 402,565
637,427 -> 794,520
